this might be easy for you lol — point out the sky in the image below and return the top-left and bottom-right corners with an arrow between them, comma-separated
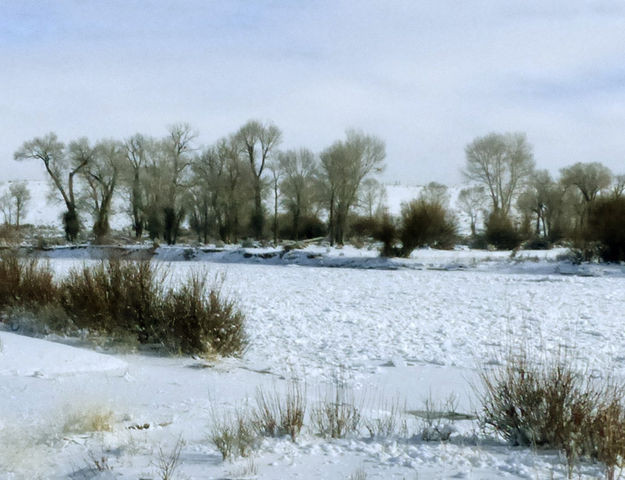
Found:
2,0 -> 625,185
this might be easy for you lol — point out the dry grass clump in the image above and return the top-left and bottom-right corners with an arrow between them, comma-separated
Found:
418,393 -> 457,442
210,382 -> 306,461
348,467 -> 368,480
312,380 -> 362,438
364,395 -> 407,439
478,349 -> 625,479
253,381 -> 306,441
210,407 -> 258,461
63,407 -> 114,434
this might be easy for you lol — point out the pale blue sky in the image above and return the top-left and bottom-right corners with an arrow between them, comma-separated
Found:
2,1 -> 625,184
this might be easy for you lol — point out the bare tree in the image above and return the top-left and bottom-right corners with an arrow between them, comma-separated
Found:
457,185 -> 486,236
188,139 -> 252,244
320,130 -> 386,245
80,139 -> 124,240
560,162 -> 612,230
420,181 -> 449,207
463,132 -> 535,217
14,133 -> 88,241
142,124 -> 196,244
122,133 -> 151,239
358,177 -> 386,219
560,162 -> 613,204
279,148 -> 319,239
8,181 -> 31,228
612,174 -> 625,199
188,136 -> 253,244
267,159 -> 283,245
188,147 -> 219,244
517,170 -> 557,238
0,190 -> 12,225
235,120 -> 282,238
219,137 -> 252,243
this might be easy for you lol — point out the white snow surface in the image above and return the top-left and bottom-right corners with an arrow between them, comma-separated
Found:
0,332 -> 127,378
1,248 -> 623,479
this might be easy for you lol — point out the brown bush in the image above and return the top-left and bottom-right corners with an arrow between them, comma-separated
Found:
374,214 -> 400,257
61,260 -> 163,342
586,197 -> 625,262
161,273 -> 247,356
0,253 -> 58,310
484,211 -> 521,250
477,349 -> 625,477
0,256 -> 247,357
398,199 -> 457,256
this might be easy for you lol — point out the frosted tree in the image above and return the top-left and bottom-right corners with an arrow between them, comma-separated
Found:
8,181 -> 31,227
279,148 -> 319,239
463,132 -> 535,217
80,139 -> 124,240
560,162 -> 612,229
320,130 -> 385,245
234,120 -> 282,239
457,185 -> 486,236
14,133 -> 88,241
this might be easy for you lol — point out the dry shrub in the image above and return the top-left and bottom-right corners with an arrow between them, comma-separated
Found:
484,211 -> 521,250
478,349 -> 625,478
60,261 -> 246,356
0,253 -> 58,310
348,467 -> 368,480
60,259 -> 162,341
210,407 -> 257,461
155,436 -> 184,480
364,396 -> 407,439
586,197 -> 625,262
0,225 -> 21,246
253,381 -> 306,441
161,273 -> 246,356
5,304 -> 75,336
0,255 -> 246,357
398,199 -> 457,255
419,393 -> 457,442
373,214 -> 400,258
312,380 -> 362,438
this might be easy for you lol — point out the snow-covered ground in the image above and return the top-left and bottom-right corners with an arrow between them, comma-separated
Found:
1,249 -> 623,479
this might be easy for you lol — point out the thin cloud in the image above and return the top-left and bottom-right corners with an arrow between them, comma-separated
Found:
2,1 -> 625,184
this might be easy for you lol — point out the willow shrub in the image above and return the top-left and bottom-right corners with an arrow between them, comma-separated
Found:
0,255 -> 247,357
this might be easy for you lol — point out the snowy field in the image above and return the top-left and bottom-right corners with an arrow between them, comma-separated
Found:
1,250 -> 624,479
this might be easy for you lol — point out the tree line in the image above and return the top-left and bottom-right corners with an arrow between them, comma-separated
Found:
456,132 -> 625,259
10,125 -> 625,259
12,121 -> 385,246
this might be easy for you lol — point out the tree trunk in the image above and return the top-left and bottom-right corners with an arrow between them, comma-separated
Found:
252,180 -> 264,239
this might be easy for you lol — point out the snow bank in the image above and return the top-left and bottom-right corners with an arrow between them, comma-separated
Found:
35,243 -> 625,277
0,331 -> 127,377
